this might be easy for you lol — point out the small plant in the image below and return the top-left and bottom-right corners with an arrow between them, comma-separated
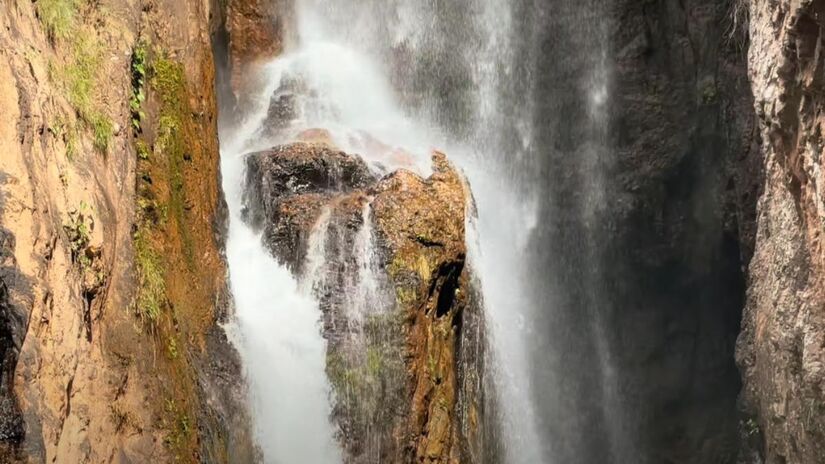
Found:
49,117 -> 66,138
701,79 -> 718,105
66,127 -> 79,160
167,337 -> 179,359
130,41 -> 148,132
51,116 -> 77,160
91,112 -> 113,152
744,418 -> 760,437
726,0 -> 750,51
63,201 -> 94,265
162,399 -> 192,450
136,140 -> 150,160
427,352 -> 438,379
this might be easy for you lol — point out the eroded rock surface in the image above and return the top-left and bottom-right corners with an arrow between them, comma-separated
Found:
243,142 -> 488,463
736,1 -> 825,462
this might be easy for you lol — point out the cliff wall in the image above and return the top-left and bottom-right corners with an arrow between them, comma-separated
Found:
0,0 -> 253,462
737,1 -> 825,462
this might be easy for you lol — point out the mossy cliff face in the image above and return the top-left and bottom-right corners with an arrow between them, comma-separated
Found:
244,141 -> 487,463
0,0 -> 253,462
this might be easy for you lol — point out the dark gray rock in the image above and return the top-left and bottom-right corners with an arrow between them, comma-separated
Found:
0,227 -> 31,461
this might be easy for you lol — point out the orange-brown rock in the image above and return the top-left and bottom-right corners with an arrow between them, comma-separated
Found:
225,0 -> 292,98
243,142 -> 487,463
372,152 -> 484,464
296,128 -> 337,147
736,2 -> 825,462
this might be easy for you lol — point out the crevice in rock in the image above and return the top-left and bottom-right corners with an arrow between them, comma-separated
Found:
431,260 -> 464,319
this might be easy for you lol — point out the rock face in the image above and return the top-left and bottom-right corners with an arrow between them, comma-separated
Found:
736,1 -> 825,462
222,0 -> 293,110
524,1 -> 756,462
243,142 -> 488,463
0,1 -> 253,462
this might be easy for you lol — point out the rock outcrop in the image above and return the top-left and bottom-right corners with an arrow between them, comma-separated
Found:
0,1 -> 253,462
243,141 -> 487,463
736,1 -> 825,462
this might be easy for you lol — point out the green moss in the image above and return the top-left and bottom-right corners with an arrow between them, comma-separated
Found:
36,0 -> 79,40
150,56 -> 194,264
366,347 -> 383,378
395,286 -> 417,305
326,354 -> 359,403
131,54 -> 194,328
389,253 -> 431,281
163,399 -> 192,453
151,57 -> 186,109
135,229 -> 165,323
700,78 -> 718,105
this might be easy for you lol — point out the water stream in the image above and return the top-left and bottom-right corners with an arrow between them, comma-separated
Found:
220,1 -> 613,463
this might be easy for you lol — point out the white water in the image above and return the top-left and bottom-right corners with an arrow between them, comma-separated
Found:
221,0 -> 548,462
221,100 -> 341,462
301,207 -> 332,295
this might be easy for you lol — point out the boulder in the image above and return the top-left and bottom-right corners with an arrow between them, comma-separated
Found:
242,142 -> 487,463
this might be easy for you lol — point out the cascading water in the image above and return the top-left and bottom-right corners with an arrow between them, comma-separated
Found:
220,0 -> 617,463
221,113 -> 342,463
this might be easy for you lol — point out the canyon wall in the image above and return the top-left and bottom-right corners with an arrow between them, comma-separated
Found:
1,0 -> 825,463
527,1 -> 756,461
0,0 -> 253,462
737,1 -> 825,462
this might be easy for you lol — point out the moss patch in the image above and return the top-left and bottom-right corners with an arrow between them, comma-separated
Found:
131,50 -> 208,461
36,0 -> 79,40
134,229 -> 165,323
150,56 -> 195,264
42,3 -> 113,155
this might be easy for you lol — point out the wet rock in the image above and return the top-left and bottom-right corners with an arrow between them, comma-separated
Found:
296,128 -> 336,146
225,0 -> 293,96
243,142 -> 487,463
243,142 -> 377,268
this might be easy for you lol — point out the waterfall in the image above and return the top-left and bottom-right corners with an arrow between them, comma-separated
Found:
220,73 -> 342,463
219,0 -> 619,462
